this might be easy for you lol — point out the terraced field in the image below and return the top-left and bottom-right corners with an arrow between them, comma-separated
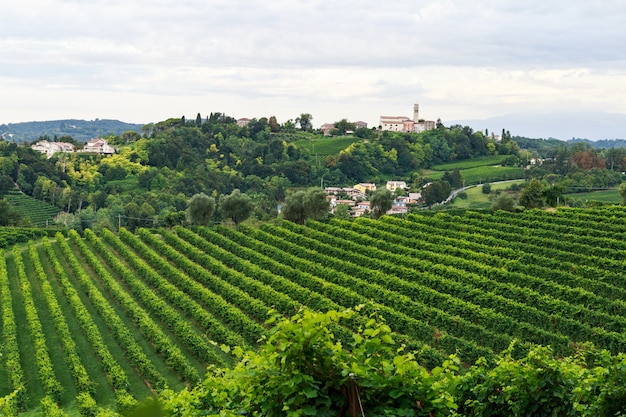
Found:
4,191 -> 61,227
2,206 -> 626,414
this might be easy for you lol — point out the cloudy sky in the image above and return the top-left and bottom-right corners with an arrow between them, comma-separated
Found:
2,0 -> 626,135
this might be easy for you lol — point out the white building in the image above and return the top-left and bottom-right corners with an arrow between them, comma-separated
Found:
83,138 -> 115,154
31,140 -> 75,158
380,104 -> 436,133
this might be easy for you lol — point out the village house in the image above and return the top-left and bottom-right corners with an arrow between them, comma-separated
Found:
379,104 -> 436,133
82,138 -> 115,155
386,180 -> 408,193
31,140 -> 75,158
386,206 -> 408,216
320,123 -> 336,136
354,183 -> 377,194
236,118 -> 251,127
324,186 -> 367,201
408,192 -> 422,204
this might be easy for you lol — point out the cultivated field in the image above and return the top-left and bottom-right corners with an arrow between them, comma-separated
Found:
2,207 -> 626,414
423,156 -> 526,185
4,192 -> 61,227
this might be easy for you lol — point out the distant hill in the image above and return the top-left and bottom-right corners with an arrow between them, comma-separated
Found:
450,111 -> 626,141
0,119 -> 144,143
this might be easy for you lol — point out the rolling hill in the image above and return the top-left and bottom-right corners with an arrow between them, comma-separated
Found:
0,119 -> 143,143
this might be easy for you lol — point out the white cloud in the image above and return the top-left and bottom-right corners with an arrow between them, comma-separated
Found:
2,0 -> 626,135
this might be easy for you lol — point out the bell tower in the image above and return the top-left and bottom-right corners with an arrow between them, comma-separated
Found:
413,103 -> 419,122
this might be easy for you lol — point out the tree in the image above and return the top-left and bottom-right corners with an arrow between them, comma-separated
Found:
482,183 -> 492,194
187,192 -> 215,226
0,174 -> 15,196
333,203 -> 351,219
333,119 -> 356,135
442,169 -> 463,189
0,198 -> 21,226
282,188 -> 329,224
422,181 -> 451,206
219,189 -> 253,228
268,116 -> 280,133
281,191 -> 307,224
370,188 -> 394,219
492,193 -> 515,211
303,188 -> 329,221
518,178 -> 544,209
295,113 -> 313,131
163,210 -> 187,228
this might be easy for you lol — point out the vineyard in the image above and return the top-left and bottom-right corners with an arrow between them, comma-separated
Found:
4,191 -> 61,227
2,207 -> 626,414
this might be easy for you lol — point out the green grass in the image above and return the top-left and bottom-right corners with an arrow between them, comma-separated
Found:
449,180 -> 525,210
430,155 -> 509,171
423,165 -> 525,185
294,136 -> 362,155
562,189 -> 622,205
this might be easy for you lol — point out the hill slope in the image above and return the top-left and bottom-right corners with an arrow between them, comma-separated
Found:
0,119 -> 143,142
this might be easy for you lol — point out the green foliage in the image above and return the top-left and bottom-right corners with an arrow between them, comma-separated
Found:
491,194 -> 516,211
442,168 -> 463,189
156,307 -> 626,416
282,188 -> 329,224
187,193 -> 215,226
422,180 -> 452,205
482,183 -> 491,194
160,307 -> 459,417
369,188 -> 394,219
219,189 -> 253,227
333,203 -> 352,219
519,178 -> 544,209
0,390 -> 19,416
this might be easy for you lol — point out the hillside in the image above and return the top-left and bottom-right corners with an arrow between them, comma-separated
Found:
2,207 -> 626,414
0,119 -> 143,143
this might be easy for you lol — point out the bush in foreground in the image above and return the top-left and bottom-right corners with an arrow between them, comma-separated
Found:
13,307 -> 624,416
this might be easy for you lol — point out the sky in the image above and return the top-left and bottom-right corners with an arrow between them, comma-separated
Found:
3,0 -> 626,136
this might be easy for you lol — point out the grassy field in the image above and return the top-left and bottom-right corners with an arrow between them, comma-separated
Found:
294,135 -> 362,155
424,165 -> 525,185
421,156 -> 525,186
429,155 -> 509,171
449,180 -> 525,210
562,188 -> 621,205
